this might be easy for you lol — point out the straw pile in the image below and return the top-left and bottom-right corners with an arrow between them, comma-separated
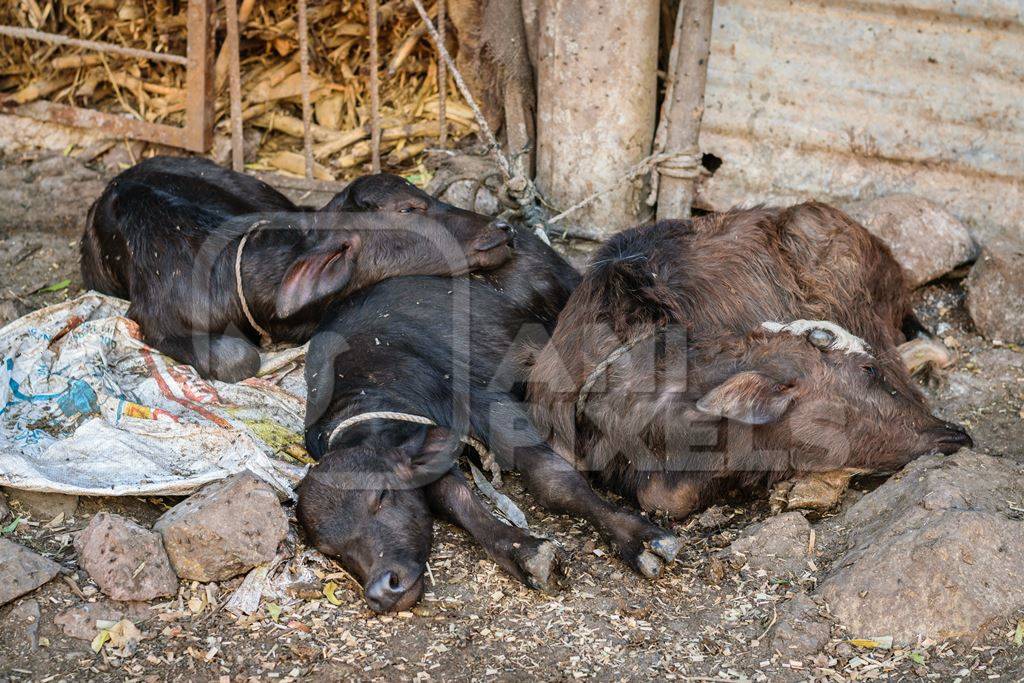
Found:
0,0 -> 478,180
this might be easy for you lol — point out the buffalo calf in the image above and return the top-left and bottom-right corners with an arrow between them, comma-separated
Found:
528,203 -> 972,518
80,156 -> 511,381
297,230 -> 682,613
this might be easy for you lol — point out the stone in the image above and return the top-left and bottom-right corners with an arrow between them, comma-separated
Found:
54,601 -> 153,641
844,194 -> 977,287
439,179 -> 501,216
0,537 -> 62,606
696,505 -> 732,529
819,450 -> 1024,645
0,489 -> 9,522
723,511 -> 812,576
0,298 -> 29,328
966,239 -> 1024,343
7,599 -> 42,653
75,513 -> 178,602
154,471 -> 287,582
2,488 -> 79,522
770,469 -> 864,513
769,593 -> 831,657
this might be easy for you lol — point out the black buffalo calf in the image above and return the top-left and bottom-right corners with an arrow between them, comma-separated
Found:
80,156 -> 512,382
297,230 -> 682,613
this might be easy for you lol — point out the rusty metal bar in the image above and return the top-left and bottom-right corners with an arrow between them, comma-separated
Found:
0,25 -> 188,65
368,0 -> 381,173
225,0 -> 244,170
184,0 -> 215,152
298,0 -> 314,179
437,0 -> 447,147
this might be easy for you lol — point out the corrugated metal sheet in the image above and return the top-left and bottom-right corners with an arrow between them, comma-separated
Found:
697,0 -> 1024,242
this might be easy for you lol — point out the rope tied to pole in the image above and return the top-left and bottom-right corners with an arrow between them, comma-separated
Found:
408,0 -> 703,235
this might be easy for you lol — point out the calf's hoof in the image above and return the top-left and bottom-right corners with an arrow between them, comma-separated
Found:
510,538 -> 567,594
619,523 -> 684,579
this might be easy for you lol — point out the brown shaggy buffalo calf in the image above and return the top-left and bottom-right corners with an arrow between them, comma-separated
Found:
528,203 -> 972,518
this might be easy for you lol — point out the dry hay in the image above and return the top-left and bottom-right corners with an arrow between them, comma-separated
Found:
0,0 -> 478,180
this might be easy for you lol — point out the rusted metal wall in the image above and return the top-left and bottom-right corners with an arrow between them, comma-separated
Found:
697,0 -> 1024,242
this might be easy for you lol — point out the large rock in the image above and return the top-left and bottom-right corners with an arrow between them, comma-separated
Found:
819,450 -> 1024,645
844,194 -> 977,287
0,538 -> 62,606
966,239 -> 1024,343
723,511 -> 812,576
75,513 -> 178,602
154,472 -> 287,582
2,488 -> 79,521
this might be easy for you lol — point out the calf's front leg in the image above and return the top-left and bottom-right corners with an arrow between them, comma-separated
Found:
507,443 -> 683,578
426,469 -> 566,593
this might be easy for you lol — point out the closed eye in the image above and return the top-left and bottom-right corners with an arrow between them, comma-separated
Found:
862,364 -> 880,380
372,489 -> 388,513
397,203 -> 427,214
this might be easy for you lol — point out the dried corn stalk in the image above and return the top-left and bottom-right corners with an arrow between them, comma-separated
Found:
0,0 -> 478,180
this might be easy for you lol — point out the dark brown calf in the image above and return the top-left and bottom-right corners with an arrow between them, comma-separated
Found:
528,203 -> 972,518
80,156 -> 511,382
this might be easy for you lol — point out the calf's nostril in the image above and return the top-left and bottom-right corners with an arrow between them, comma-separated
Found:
365,570 -> 400,604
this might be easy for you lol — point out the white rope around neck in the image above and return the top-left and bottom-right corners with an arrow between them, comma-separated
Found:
234,222 -> 273,347
326,410 -> 502,484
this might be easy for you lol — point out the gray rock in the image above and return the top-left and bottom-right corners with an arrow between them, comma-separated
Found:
967,239 -> 1024,343
844,194 -> 977,287
0,299 -> 29,328
154,472 -> 287,582
697,505 -> 731,529
0,537 -> 62,606
54,601 -> 153,641
2,488 -> 79,522
0,489 -> 9,522
439,179 -> 501,216
75,513 -> 178,602
9,599 -> 42,651
0,154 -> 107,232
723,511 -> 812,576
770,593 -> 831,657
819,450 -> 1024,645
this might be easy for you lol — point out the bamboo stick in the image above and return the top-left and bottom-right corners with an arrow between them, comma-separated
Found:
655,0 -> 715,220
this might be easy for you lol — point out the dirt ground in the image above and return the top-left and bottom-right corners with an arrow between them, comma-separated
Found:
2,153 -> 1023,682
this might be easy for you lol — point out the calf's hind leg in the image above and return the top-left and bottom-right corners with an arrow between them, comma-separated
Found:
151,333 -> 261,383
426,469 -> 566,593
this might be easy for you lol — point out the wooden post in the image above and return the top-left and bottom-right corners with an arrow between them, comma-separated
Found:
535,0 -> 659,239
298,0 -> 314,179
437,0 -> 448,147
368,0 -> 382,173
655,0 -> 715,220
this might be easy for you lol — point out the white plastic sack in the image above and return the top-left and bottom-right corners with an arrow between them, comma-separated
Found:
0,293 -> 310,497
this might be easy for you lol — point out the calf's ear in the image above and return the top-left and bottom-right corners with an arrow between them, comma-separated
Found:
695,371 -> 795,425
275,238 -> 359,318
397,426 -> 461,485
320,185 -> 352,212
